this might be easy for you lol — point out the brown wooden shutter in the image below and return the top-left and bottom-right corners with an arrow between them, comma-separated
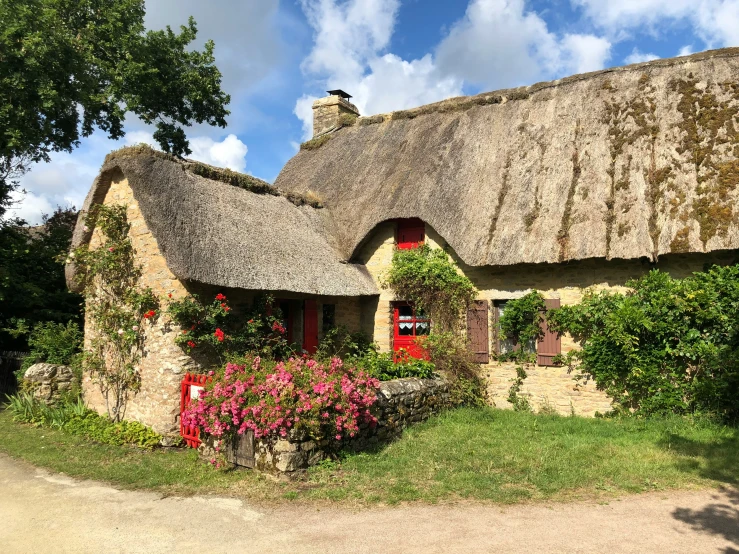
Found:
467,300 -> 489,363
537,298 -> 561,366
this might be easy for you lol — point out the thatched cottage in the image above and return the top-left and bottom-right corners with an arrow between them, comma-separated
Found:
69,48 -> 739,434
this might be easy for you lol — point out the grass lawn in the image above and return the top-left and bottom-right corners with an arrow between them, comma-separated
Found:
1,407 -> 737,505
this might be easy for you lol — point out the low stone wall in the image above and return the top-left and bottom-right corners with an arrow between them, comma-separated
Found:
201,376 -> 451,474
23,363 -> 75,404
484,362 -> 613,416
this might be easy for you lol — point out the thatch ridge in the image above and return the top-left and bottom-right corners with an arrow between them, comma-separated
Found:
66,149 -> 377,296
275,47 -> 739,267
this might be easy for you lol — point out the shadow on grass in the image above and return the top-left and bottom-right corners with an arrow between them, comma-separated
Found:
659,432 -> 739,485
672,486 -> 739,554
661,432 -> 739,553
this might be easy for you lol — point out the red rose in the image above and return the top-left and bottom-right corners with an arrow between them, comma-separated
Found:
214,328 -> 225,342
187,341 -> 196,348
215,293 -> 226,301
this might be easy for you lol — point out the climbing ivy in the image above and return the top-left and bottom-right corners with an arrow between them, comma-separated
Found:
383,245 -> 477,332
71,204 -> 159,422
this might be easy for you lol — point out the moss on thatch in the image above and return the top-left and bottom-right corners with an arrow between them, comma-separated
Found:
301,134 -> 332,151
186,162 -> 277,196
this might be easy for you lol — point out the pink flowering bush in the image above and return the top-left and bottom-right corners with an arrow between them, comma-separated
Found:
183,355 -> 380,444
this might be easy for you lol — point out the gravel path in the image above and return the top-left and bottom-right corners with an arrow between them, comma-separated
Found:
1,453 -> 737,553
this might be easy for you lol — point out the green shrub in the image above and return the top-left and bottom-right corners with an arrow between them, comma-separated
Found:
423,332 -> 486,407
548,266 -> 739,421
354,350 -> 435,381
13,320 -> 83,374
5,393 -> 161,448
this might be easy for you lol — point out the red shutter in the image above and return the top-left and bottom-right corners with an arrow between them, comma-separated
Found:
303,300 -> 319,354
537,298 -> 561,366
466,300 -> 489,363
397,218 -> 425,249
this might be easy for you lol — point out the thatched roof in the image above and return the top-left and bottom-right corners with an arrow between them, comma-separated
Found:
66,147 -> 378,296
276,47 -> 739,266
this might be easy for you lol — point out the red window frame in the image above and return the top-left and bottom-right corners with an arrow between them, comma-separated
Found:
396,218 -> 425,250
392,302 -> 431,360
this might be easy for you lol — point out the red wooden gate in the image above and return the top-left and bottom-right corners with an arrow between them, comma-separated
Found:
180,372 -> 210,448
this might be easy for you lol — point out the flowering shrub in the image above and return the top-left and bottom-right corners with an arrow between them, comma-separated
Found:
167,293 -> 292,361
183,355 -> 380,444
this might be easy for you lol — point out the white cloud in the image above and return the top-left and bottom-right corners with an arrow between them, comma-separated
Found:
678,45 -> 694,56
624,48 -> 660,64
560,34 -> 613,73
295,0 -> 464,137
189,134 -> 248,172
572,0 -> 739,47
294,94 -> 319,141
124,130 -> 157,147
294,0 -> 615,136
435,0 -> 611,87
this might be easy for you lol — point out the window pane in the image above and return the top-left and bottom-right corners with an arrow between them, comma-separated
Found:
398,305 -> 413,320
415,321 -> 430,335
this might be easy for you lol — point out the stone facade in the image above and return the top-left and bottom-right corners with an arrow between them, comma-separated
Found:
23,363 -> 75,404
354,220 -> 738,416
311,95 -> 360,137
203,377 -> 451,474
83,176 -> 199,435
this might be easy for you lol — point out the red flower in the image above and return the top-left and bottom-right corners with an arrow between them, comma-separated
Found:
168,293 -> 172,298
272,321 -> 286,334
143,310 -> 156,319
247,319 -> 254,324
215,293 -> 226,301
187,341 -> 196,348
214,328 -> 225,342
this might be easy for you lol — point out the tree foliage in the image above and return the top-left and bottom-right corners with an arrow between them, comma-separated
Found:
0,207 -> 83,350
0,0 -> 230,217
548,266 -> 739,421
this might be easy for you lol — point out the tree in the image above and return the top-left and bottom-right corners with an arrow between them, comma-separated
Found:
0,207 -> 83,351
0,0 -> 231,218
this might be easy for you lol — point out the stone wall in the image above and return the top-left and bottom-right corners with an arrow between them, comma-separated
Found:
83,176 -> 198,435
355,220 -> 738,416
206,377 -> 451,474
23,363 -> 75,404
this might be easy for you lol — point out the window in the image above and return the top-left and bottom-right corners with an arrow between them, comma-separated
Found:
396,218 -> 425,250
322,304 -> 336,334
393,302 -> 430,359
493,299 -> 561,366
493,301 -> 517,355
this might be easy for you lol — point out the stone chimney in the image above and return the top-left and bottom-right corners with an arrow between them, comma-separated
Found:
312,89 -> 360,137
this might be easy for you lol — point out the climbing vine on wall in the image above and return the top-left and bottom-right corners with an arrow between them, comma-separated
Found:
383,245 -> 477,332
71,204 -> 159,422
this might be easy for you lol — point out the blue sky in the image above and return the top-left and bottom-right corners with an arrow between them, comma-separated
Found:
11,0 -> 739,223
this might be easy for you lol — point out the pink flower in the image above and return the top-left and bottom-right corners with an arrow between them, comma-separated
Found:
108,247 -> 115,252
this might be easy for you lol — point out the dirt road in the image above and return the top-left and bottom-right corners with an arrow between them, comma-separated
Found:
1,453 -> 736,553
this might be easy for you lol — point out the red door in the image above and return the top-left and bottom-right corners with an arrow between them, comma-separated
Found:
303,300 -> 319,354
393,302 -> 430,360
